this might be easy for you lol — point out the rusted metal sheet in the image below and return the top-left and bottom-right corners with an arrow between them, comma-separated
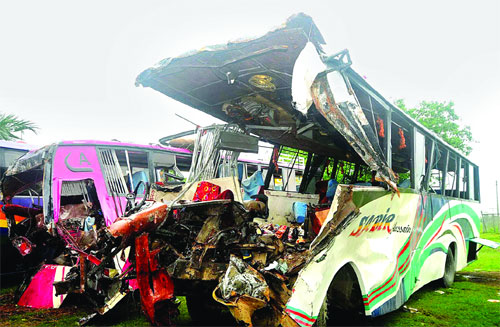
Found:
167,259 -> 227,281
311,74 -> 398,192
310,185 -> 359,256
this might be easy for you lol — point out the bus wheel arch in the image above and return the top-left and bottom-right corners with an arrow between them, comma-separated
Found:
315,262 -> 365,326
442,242 -> 457,288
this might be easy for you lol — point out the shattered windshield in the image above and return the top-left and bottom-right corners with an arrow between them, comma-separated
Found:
1,145 -> 54,198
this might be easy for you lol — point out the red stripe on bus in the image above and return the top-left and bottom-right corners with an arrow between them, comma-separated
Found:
452,223 -> 466,251
293,317 -> 313,327
399,254 -> 411,273
285,309 -> 315,322
364,280 -> 397,305
424,214 -> 446,249
365,236 -> 410,299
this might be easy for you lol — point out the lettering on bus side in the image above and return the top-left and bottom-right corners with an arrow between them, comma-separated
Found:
349,208 -> 396,237
64,152 -> 93,172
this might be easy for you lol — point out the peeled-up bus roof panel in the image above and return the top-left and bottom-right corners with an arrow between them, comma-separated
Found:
137,13 -> 398,190
136,13 -> 323,123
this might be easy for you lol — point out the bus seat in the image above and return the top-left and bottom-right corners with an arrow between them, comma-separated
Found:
312,207 -> 329,235
132,171 -> 149,195
180,176 -> 243,203
193,181 -> 221,202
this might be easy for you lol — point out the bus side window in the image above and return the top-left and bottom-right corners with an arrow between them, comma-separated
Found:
428,144 -> 444,194
114,150 -> 149,194
444,154 -> 459,197
0,148 -> 26,177
246,163 -> 258,179
466,162 -> 474,200
153,152 -> 184,184
273,147 -> 306,192
389,116 -> 412,187
460,161 -> 469,199
473,165 -> 480,201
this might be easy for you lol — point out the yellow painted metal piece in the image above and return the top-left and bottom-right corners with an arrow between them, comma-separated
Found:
249,74 -> 276,92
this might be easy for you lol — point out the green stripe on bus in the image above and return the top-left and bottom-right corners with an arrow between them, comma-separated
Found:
363,202 -> 479,311
285,306 -> 318,319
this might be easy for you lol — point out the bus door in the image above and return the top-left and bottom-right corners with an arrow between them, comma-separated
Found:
52,146 -> 115,226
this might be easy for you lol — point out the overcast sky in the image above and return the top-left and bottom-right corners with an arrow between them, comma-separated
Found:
1,0 -> 499,210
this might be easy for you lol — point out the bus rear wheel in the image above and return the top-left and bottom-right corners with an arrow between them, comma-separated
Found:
441,245 -> 456,288
315,265 -> 364,326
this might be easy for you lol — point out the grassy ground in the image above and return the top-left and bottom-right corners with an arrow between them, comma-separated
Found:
373,230 -> 500,327
0,289 -> 91,327
1,233 -> 498,326
372,273 -> 500,327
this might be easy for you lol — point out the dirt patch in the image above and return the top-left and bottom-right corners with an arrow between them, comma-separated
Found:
457,271 -> 500,287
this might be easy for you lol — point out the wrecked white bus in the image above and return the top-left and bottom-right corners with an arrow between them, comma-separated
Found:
131,13 -> 497,327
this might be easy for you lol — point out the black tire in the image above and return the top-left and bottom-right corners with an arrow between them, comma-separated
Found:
442,245 -> 456,288
315,265 -> 364,326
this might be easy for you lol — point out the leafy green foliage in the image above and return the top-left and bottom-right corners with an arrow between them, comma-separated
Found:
322,159 -> 372,183
0,113 -> 38,141
395,100 -> 473,155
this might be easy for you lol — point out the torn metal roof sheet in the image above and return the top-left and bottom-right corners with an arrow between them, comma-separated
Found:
136,13 -> 399,190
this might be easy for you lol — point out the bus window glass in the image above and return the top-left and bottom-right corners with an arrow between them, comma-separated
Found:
413,130 -> 426,190
153,152 -> 185,185
473,165 -> 480,201
460,161 -> 468,199
98,148 -> 129,196
175,155 -> 192,180
390,119 -> 411,187
429,146 -> 444,194
468,163 -> 474,200
275,147 -> 307,192
5,149 -> 26,167
1,149 -> 26,177
115,150 -> 149,194
445,155 -> 458,197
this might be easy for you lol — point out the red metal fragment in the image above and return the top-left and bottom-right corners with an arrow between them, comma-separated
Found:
135,233 -> 175,326
108,203 -> 168,238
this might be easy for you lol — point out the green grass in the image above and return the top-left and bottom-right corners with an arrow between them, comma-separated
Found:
86,295 -> 192,327
0,303 -> 91,327
373,275 -> 500,327
0,285 -> 16,296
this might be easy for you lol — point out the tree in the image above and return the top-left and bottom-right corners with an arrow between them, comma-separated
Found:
0,113 -> 38,141
395,99 -> 473,156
